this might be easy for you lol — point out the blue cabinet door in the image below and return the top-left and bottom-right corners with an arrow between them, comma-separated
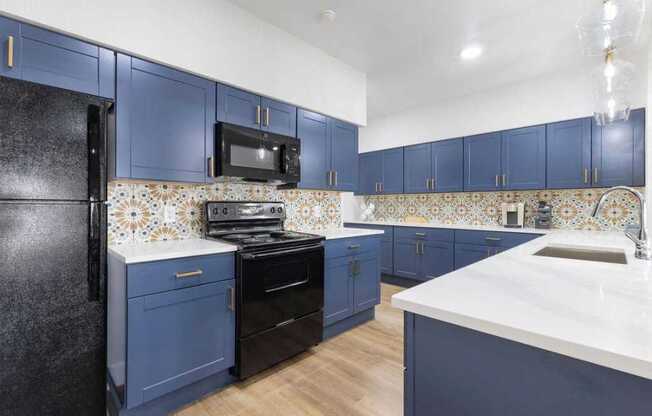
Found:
382,148 -> 405,194
501,125 -> 546,190
260,97 -> 296,137
126,280 -> 235,409
432,139 -> 464,193
393,239 -> 420,279
324,256 -> 354,326
358,151 -> 383,195
404,143 -> 432,193
353,251 -> 381,313
297,109 -> 330,189
464,133 -> 502,191
546,118 -> 592,189
592,108 -> 645,187
0,16 -> 20,79
329,119 -> 359,191
216,84 -> 261,129
454,244 -> 490,269
116,54 -> 215,182
419,241 -> 454,280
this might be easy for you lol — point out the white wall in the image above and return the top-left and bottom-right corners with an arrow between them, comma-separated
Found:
646,41 -> 652,226
359,59 -> 648,152
0,0 -> 367,126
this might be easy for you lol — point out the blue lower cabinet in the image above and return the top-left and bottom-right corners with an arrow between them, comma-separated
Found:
115,54 -> 215,182
126,279 -> 235,409
324,236 -> 381,328
393,239 -> 420,279
353,252 -> 381,312
343,223 -> 393,274
419,241 -> 454,280
454,243 -> 491,269
324,256 -> 354,326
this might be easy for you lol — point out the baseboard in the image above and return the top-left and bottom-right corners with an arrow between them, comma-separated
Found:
323,308 -> 375,340
381,274 -> 421,288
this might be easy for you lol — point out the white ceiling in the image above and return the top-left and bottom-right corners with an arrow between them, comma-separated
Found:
228,0 -> 651,120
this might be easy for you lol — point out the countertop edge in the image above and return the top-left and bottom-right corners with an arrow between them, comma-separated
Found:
391,293 -> 652,381
108,243 -> 237,265
344,220 -> 550,234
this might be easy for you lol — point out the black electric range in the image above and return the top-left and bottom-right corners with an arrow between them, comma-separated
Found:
204,201 -> 325,379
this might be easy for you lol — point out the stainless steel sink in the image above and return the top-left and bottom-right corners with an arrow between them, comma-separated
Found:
533,245 -> 627,264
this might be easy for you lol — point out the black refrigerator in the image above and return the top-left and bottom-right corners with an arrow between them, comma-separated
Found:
0,76 -> 110,415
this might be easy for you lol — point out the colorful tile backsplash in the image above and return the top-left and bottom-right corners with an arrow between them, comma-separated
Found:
363,187 -> 644,231
107,181 -> 342,245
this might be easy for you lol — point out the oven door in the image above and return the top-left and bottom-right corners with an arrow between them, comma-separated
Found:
217,122 -> 300,182
238,244 -> 324,338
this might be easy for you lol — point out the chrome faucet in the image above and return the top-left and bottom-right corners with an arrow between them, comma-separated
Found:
592,186 -> 651,260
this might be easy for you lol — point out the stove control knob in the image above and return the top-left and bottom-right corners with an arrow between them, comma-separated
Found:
222,207 -> 228,215
277,207 -> 283,214
270,207 -> 276,214
212,208 -> 219,216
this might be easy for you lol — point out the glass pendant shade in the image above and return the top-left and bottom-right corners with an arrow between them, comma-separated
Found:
591,52 -> 636,125
576,0 -> 646,55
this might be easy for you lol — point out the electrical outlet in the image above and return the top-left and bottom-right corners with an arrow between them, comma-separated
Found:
313,206 -> 321,217
163,205 -> 176,223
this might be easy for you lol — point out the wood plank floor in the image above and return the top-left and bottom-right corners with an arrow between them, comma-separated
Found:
175,284 -> 405,416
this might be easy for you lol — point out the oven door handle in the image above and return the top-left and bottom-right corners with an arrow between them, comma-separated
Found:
265,278 -> 310,293
240,244 -> 323,260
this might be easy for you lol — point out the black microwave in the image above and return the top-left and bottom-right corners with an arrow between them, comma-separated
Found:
214,122 -> 300,185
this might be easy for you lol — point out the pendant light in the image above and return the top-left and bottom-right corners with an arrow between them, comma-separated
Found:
591,47 -> 636,125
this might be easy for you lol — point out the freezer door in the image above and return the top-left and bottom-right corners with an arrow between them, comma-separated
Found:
0,201 -> 106,414
0,77 -> 107,201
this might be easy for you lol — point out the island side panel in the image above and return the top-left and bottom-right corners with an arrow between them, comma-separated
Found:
406,313 -> 652,416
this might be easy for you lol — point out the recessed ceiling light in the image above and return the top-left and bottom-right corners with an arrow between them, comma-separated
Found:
460,45 -> 483,60
320,9 -> 337,22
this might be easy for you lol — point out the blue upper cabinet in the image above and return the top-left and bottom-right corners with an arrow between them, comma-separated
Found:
0,16 -> 20,79
404,143 -> 431,193
501,125 -> 546,190
358,151 -> 383,195
115,54 -> 215,183
382,148 -> 405,194
592,108 -> 645,187
358,148 -> 403,195
432,139 -> 464,192
329,118 -> 359,191
216,84 -> 261,129
297,109 -> 358,191
217,84 -> 297,137
0,16 -> 114,98
297,109 -> 329,189
260,97 -> 297,136
546,118 -> 592,189
464,132 -> 502,192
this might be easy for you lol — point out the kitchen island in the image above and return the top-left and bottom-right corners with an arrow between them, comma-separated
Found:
393,230 -> 652,415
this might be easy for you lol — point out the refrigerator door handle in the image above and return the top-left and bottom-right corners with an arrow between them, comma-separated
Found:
88,201 -> 102,302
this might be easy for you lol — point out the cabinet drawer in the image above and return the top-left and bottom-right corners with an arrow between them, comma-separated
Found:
395,226 -> 454,243
127,254 -> 235,298
455,230 -> 540,248
325,236 -> 381,259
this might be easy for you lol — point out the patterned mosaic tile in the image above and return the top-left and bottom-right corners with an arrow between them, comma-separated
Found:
108,181 -> 343,245
363,187 -> 644,232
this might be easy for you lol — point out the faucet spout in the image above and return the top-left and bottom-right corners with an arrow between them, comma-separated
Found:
592,186 -> 650,260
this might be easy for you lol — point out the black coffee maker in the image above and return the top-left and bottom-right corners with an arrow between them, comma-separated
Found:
535,201 -> 552,229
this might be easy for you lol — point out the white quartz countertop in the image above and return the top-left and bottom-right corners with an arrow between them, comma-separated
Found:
316,227 -> 385,240
392,230 -> 652,380
108,238 -> 237,264
345,220 -> 551,234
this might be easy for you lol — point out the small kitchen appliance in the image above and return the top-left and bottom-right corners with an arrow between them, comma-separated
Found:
501,202 -> 525,228
535,201 -> 552,229
204,201 -> 324,379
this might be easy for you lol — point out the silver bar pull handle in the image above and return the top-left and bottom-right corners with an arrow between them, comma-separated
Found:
327,171 -> 332,186
584,168 -> 589,184
7,35 -> 14,68
264,107 -> 270,126
495,175 -> 500,187
208,156 -> 216,178
334,170 -> 338,187
502,174 -> 507,186
255,105 -> 261,125
175,270 -> 203,279
348,244 -> 361,250
485,236 -> 502,242
228,287 -> 235,311
593,168 -> 599,184
415,232 -> 426,237
431,178 -> 435,191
